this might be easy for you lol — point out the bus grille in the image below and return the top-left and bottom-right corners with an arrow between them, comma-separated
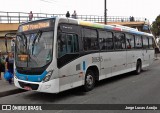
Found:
18,81 -> 39,90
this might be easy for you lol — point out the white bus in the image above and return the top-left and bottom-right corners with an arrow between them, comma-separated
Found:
14,17 -> 155,93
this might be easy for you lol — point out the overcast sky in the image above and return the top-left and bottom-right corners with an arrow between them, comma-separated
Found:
0,0 -> 159,23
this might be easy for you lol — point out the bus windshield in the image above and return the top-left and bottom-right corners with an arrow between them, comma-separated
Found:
15,31 -> 53,68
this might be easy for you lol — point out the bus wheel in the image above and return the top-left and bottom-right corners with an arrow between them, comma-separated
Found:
83,70 -> 95,92
135,60 -> 142,75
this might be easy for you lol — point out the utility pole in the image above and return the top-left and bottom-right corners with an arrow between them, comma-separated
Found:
104,0 -> 107,24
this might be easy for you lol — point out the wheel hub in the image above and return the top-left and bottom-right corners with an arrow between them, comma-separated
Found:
86,74 -> 93,86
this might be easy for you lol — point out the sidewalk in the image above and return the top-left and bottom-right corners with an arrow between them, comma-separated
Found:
0,73 -> 25,97
154,53 -> 160,60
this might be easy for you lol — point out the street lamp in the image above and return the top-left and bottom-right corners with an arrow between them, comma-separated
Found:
104,0 -> 107,24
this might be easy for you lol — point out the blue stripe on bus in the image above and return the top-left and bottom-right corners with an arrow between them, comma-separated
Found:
16,71 -> 47,82
83,61 -> 86,71
104,26 -> 114,30
129,30 -> 144,35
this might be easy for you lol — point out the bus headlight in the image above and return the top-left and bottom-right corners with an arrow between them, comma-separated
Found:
43,70 -> 53,82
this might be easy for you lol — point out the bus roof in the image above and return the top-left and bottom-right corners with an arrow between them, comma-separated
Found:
76,19 -> 152,37
56,17 -> 152,37
20,17 -> 56,25
20,17 -> 153,37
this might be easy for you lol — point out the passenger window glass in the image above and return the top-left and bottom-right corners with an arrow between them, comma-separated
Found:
58,33 -> 79,58
135,35 -> 142,48
114,33 -> 125,49
66,34 -> 79,53
99,31 -> 113,50
58,33 -> 66,57
126,34 -> 135,49
83,28 -> 98,51
142,36 -> 149,49
149,37 -> 154,49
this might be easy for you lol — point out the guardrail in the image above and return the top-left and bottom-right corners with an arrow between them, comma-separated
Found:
0,11 -> 146,23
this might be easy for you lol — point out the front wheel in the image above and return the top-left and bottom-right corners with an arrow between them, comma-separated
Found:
135,60 -> 142,75
83,70 -> 95,92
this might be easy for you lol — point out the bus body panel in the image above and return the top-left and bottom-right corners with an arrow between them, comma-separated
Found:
59,53 -> 100,92
99,52 -> 112,80
149,50 -> 155,65
126,50 -> 135,70
110,51 -> 127,77
143,49 -> 150,66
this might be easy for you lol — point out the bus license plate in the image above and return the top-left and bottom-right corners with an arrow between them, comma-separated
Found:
24,86 -> 32,90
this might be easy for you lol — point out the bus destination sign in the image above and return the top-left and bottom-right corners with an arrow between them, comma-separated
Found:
21,21 -> 50,32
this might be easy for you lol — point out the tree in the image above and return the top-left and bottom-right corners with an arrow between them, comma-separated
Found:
151,15 -> 160,38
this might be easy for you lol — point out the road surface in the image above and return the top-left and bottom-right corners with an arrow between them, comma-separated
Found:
0,59 -> 160,113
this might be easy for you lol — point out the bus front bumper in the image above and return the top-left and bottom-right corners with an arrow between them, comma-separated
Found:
14,76 -> 60,93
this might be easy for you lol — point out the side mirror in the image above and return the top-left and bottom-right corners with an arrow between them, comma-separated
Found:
142,25 -> 149,31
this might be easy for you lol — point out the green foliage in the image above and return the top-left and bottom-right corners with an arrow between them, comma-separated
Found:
151,15 -> 160,37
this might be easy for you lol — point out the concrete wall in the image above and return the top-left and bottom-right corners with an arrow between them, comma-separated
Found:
0,38 -> 11,53
0,23 -> 19,31
0,23 -> 18,53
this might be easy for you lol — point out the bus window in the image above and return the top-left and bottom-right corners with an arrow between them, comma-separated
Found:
99,31 -> 113,50
58,33 -> 67,57
66,34 -> 79,53
58,33 -> 79,58
142,36 -> 149,49
135,35 -> 142,49
114,33 -> 125,50
126,34 -> 135,49
149,37 -> 154,49
83,28 -> 98,51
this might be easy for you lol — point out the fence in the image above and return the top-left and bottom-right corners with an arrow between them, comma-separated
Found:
0,11 -> 146,23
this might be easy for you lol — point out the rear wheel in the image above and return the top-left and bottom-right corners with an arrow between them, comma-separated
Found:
135,60 -> 142,75
83,70 -> 95,92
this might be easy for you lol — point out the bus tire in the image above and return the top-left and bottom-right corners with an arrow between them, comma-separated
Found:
83,70 -> 95,92
135,60 -> 142,75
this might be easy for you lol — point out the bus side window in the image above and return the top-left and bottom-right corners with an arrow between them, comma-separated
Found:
66,34 -> 79,53
114,33 -> 125,50
126,34 -> 135,49
66,34 -> 73,53
149,37 -> 154,49
73,34 -> 79,52
58,33 -> 67,57
135,35 -> 142,49
83,28 -> 98,51
142,36 -> 149,49
99,30 -> 113,50
58,33 -> 79,58
67,34 -> 79,53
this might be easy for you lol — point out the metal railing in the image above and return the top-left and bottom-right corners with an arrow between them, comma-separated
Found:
0,11 -> 146,23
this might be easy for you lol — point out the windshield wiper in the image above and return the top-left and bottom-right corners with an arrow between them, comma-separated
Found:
21,32 -> 27,50
17,33 -> 27,48
31,30 -> 42,55
21,32 -> 29,67
16,33 -> 28,67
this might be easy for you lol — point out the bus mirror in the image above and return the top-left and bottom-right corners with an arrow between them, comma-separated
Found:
142,25 -> 149,31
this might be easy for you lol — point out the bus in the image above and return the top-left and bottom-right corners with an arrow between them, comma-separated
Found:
14,17 -> 155,93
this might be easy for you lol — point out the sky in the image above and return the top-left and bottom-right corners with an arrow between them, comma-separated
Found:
0,0 -> 159,23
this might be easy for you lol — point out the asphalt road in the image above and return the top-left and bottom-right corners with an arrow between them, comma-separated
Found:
1,59 -> 160,113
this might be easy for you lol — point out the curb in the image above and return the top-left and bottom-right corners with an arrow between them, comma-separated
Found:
0,89 -> 26,98
154,57 -> 160,61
